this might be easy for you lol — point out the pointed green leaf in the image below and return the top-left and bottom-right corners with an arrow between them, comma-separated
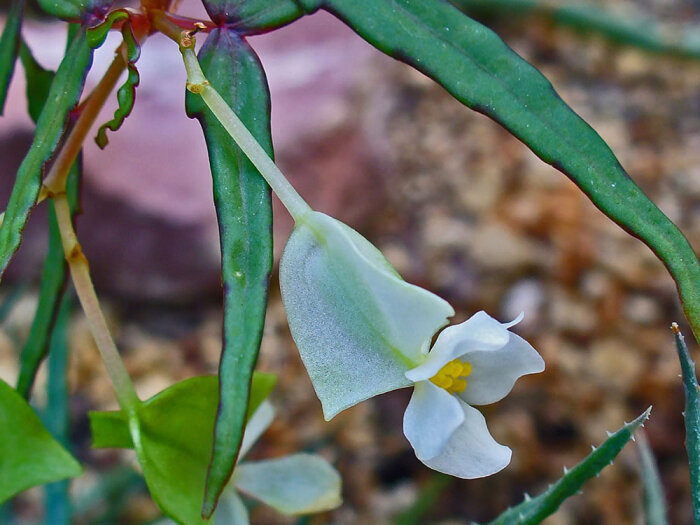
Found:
15,38 -> 81,400
87,10 -> 141,148
0,0 -> 24,114
672,325 -> 700,522
0,377 -> 82,504
453,0 -> 700,60
0,28 -> 92,279
89,373 -> 275,524
487,408 -> 651,525
636,432 -> 668,525
185,28 -> 274,518
320,0 -> 700,344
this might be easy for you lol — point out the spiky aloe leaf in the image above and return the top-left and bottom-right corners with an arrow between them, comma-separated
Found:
486,408 -> 651,525
672,323 -> 700,523
636,432 -> 668,525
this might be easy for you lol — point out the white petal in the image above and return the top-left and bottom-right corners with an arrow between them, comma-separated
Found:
420,400 -> 511,478
280,211 -> 454,419
239,401 -> 275,460
406,311 -> 511,382
458,333 -> 545,406
213,490 -> 249,525
403,381 -> 464,460
233,454 -> 341,515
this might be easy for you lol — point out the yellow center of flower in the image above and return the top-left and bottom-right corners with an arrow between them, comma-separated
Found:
429,358 -> 472,394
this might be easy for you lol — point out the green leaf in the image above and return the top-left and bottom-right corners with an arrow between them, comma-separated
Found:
89,373 -> 276,524
636,432 -> 668,525
393,473 -> 452,525
0,377 -> 82,504
453,0 -> 700,60
0,0 -> 24,114
36,0 -> 113,22
43,292 -> 75,525
486,408 -> 651,525
320,0 -> 700,346
0,28 -> 92,279
87,10 -> 141,148
185,28 -> 274,518
15,37 -> 81,400
672,324 -> 700,523
200,0 -> 321,33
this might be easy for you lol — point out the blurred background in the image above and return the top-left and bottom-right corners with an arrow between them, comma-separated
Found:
1,0 -> 699,523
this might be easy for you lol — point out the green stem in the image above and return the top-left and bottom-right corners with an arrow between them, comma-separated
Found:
180,42 -> 311,222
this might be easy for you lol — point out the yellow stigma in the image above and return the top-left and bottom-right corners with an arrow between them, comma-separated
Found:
430,358 -> 472,394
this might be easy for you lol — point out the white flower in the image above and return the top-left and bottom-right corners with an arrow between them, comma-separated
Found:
280,211 -> 544,478
214,401 -> 342,524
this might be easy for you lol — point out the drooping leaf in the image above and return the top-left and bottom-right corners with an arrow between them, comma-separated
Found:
200,0 -> 321,34
86,10 -> 141,148
636,432 -> 668,525
0,377 -> 82,504
672,324 -> 700,522
185,28 -> 274,518
0,28 -> 92,279
486,408 -> 651,525
0,0 -> 24,114
89,373 -> 276,524
453,0 -> 700,60
43,292 -> 74,525
320,0 -> 700,344
36,0 -> 113,23
15,39 -> 81,400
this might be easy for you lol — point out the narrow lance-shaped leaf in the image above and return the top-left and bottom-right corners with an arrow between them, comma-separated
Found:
86,10 -> 141,148
185,28 -> 274,518
320,0 -> 700,344
15,40 -> 81,400
453,0 -> 700,60
0,0 -> 24,114
486,408 -> 651,525
43,292 -> 74,525
0,377 -> 82,504
88,373 -> 276,525
0,28 -> 92,279
672,323 -> 700,523
636,432 -> 668,525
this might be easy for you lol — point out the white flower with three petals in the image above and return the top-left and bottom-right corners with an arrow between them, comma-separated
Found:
280,210 -> 545,478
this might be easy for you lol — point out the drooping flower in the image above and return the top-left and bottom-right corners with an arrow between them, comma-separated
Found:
213,401 -> 342,524
280,210 -> 544,478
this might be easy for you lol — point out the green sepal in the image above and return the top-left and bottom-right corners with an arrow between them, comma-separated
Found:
0,377 -> 82,504
673,326 -> 700,522
0,28 -> 92,279
87,10 -> 141,149
185,28 -> 274,518
0,0 -> 24,114
88,373 -> 276,524
486,408 -> 651,525
320,0 -> 700,344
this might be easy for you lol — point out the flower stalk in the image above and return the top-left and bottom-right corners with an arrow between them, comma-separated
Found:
179,37 -> 311,222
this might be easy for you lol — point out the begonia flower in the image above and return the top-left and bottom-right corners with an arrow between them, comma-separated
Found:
280,210 -> 544,478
